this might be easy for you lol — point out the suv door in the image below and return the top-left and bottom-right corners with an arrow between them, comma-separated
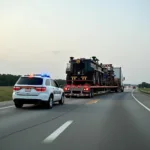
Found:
53,80 -> 61,100
45,79 -> 51,95
50,79 -> 59,101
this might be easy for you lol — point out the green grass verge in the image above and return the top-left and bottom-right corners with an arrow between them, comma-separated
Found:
139,88 -> 150,94
0,86 -> 13,102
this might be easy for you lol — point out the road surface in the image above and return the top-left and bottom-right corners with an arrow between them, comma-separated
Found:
0,89 -> 150,150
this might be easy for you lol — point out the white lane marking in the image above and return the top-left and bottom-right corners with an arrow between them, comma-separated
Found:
0,105 -> 14,110
43,120 -> 73,144
132,90 -> 150,112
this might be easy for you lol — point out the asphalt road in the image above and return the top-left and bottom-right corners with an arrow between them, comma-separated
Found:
0,89 -> 150,150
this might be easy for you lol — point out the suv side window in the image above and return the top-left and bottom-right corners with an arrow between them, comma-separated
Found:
45,79 -> 50,86
51,79 -> 56,87
54,80 -> 59,88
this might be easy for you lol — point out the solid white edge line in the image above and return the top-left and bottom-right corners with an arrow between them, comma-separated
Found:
0,105 -> 14,110
131,90 -> 150,112
43,120 -> 73,144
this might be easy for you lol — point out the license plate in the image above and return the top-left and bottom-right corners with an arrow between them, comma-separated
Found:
72,88 -> 80,91
25,88 -> 31,92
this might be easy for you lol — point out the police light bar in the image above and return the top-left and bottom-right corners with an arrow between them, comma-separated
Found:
24,73 -> 50,78
41,73 -> 50,78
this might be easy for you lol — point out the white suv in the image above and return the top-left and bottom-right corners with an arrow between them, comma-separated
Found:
12,74 -> 64,109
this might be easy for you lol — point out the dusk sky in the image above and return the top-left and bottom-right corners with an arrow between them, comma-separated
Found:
0,0 -> 150,84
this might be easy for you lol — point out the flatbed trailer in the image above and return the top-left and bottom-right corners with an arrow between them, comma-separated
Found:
64,85 -> 120,98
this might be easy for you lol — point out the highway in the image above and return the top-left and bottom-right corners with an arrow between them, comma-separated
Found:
0,89 -> 150,150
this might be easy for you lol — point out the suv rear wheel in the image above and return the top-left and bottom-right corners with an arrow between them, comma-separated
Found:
15,103 -> 23,108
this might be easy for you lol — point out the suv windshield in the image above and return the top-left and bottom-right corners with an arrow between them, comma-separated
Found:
16,77 -> 43,85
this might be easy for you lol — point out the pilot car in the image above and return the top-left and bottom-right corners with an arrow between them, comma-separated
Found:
12,73 -> 64,109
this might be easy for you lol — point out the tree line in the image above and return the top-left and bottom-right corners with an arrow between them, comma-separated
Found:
1,73 -> 149,88
138,82 -> 150,88
0,74 -> 66,87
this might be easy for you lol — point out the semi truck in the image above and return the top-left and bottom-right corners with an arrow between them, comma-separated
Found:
64,56 -> 125,98
113,67 -> 124,92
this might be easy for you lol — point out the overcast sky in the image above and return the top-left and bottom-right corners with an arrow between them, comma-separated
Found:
0,0 -> 150,84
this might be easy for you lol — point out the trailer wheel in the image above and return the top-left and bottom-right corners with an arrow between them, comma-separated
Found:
115,89 -> 118,92
88,92 -> 92,98
121,88 -> 124,92
65,96 -> 70,98
91,91 -> 94,98
89,89 -> 93,98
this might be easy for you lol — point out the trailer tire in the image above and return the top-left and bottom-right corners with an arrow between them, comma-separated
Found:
89,92 -> 92,98
65,96 -> 70,98
89,90 -> 93,98
91,90 -> 94,97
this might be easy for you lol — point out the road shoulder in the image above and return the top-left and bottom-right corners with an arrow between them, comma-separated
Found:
0,100 -> 14,108
132,90 -> 150,111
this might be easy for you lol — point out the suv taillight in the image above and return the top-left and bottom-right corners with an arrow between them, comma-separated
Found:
35,87 -> 46,92
13,86 -> 21,91
64,87 -> 70,91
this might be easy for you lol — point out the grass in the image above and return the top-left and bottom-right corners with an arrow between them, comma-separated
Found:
139,88 -> 150,94
0,86 -> 13,102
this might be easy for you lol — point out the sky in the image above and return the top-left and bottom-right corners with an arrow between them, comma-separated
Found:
0,0 -> 150,84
